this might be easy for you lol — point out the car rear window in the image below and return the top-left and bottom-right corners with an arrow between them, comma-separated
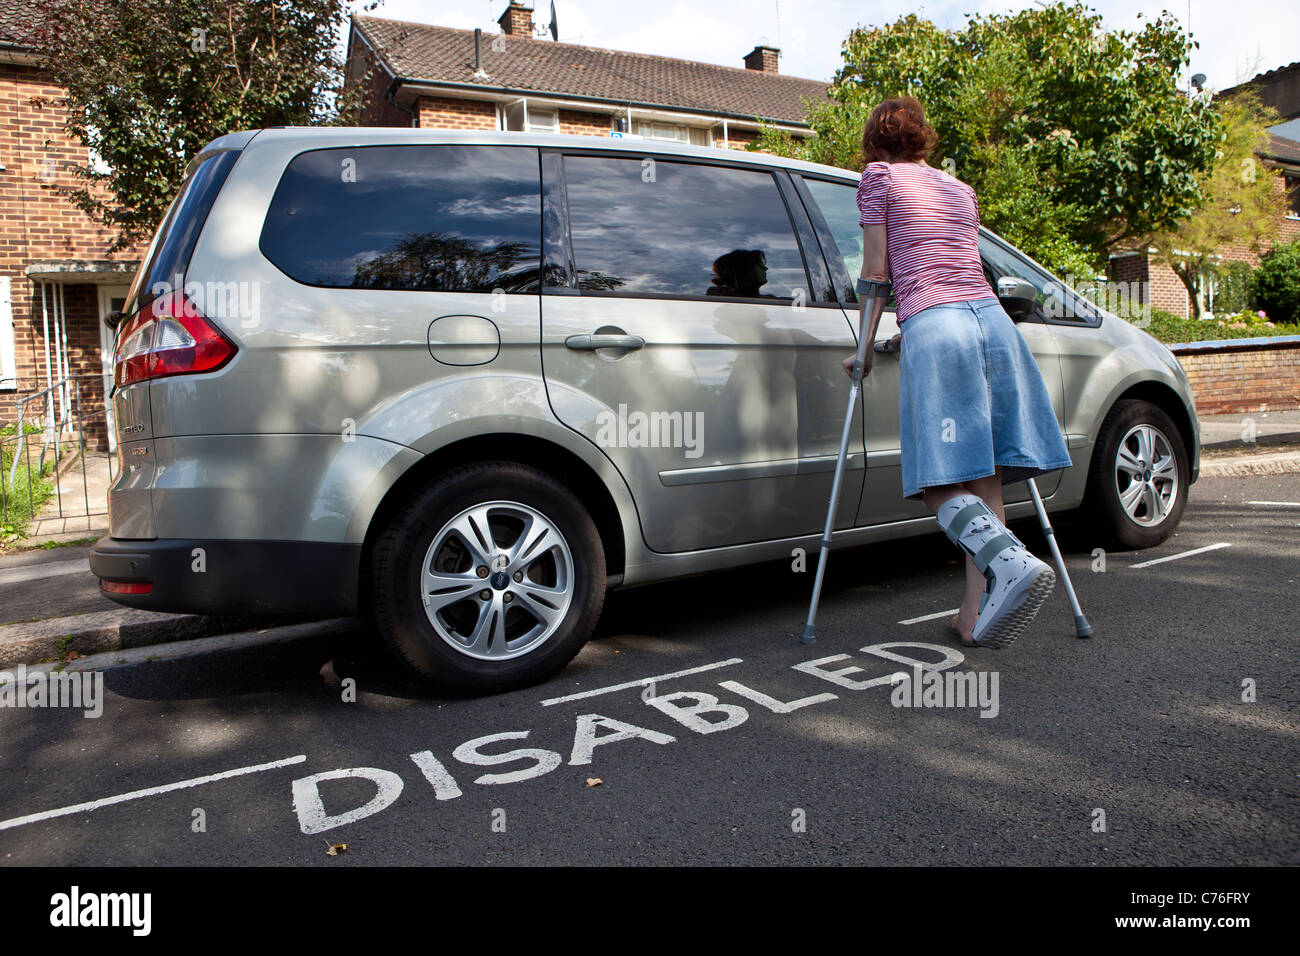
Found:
124,149 -> 240,317
259,145 -> 542,293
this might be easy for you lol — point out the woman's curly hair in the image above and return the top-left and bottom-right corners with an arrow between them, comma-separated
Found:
860,96 -> 939,164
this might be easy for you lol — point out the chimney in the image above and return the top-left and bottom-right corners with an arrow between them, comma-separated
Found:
743,45 -> 780,73
498,2 -> 534,37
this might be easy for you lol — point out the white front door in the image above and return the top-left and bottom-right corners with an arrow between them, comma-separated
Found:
98,285 -> 128,453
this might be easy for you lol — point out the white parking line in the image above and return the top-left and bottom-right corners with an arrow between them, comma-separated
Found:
1246,501 -> 1300,508
898,608 -> 960,626
1130,542 -> 1231,569
0,755 -> 307,832
540,658 -> 743,706
0,558 -> 90,587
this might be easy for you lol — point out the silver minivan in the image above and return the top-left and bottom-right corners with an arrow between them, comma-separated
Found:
90,129 -> 1200,690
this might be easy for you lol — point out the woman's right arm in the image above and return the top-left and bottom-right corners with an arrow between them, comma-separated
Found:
843,223 -> 891,378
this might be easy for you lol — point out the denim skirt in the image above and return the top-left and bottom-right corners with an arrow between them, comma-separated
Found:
897,296 -> 1073,500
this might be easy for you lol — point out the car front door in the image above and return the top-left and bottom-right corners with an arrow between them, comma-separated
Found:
795,177 -> 1070,521
976,233 -> 1071,500
795,174 -> 923,525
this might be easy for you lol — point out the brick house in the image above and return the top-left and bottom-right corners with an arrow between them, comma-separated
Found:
1108,63 -> 1300,319
0,4 -> 141,449
346,2 -> 829,149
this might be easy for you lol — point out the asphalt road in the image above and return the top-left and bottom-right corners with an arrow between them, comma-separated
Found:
1,472 -> 1296,866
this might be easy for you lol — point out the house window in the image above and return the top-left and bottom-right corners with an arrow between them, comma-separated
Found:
0,277 -> 15,391
1286,173 -> 1300,219
526,109 -> 559,133
633,122 -> 710,147
503,103 -> 559,134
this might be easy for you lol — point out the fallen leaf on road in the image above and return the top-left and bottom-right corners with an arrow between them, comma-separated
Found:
326,843 -> 348,856
586,778 -> 602,787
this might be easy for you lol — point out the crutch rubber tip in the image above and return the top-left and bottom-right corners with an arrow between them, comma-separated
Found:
1074,613 -> 1093,638
800,624 -> 816,645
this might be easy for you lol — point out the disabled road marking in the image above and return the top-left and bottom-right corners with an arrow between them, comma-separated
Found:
539,658 -> 743,706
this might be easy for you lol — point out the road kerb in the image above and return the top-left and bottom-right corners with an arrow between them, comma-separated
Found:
0,608 -> 310,669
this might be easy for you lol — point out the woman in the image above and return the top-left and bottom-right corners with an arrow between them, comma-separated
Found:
847,96 -> 1073,649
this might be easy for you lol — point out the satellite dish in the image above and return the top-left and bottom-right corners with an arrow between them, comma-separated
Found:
1191,73 -> 1207,90
549,0 -> 558,41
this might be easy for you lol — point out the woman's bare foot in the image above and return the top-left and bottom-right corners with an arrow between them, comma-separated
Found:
950,608 -> 978,647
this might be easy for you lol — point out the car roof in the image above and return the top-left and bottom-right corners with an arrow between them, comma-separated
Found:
224,127 -> 863,184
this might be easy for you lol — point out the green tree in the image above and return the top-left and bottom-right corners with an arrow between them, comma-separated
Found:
753,2 -> 1223,277
1252,239 -> 1300,324
33,0 -> 373,250
1147,91 -> 1287,317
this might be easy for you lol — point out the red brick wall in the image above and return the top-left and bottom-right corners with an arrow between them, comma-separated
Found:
1108,252 -> 1148,287
719,128 -> 761,150
1174,341 -> 1300,414
416,95 -> 497,130
352,61 -> 412,128
1148,259 -> 1191,316
0,62 -> 142,446
558,109 -> 610,136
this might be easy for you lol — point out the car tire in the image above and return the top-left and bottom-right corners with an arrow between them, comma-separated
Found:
1082,399 -> 1189,550
370,462 -> 606,691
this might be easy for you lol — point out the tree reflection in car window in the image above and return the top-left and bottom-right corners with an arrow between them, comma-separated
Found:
259,145 -> 541,292
563,155 -> 806,298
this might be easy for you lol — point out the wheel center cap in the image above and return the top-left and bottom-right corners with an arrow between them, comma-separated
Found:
489,571 -> 510,590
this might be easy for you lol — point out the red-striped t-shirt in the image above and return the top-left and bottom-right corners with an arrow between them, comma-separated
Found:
855,161 -> 993,323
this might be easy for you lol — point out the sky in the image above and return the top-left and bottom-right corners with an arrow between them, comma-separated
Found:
360,0 -> 1297,95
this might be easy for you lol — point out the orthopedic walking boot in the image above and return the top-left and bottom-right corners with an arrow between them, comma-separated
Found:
935,493 -> 1056,648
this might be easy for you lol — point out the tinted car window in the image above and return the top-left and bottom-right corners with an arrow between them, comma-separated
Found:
979,233 -> 1098,324
802,178 -> 864,284
562,155 -> 808,299
125,149 -> 240,317
796,176 -> 899,310
260,145 -> 541,292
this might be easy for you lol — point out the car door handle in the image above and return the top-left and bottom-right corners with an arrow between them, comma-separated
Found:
564,333 -> 645,351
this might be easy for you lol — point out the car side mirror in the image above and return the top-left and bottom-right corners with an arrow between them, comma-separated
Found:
997,276 -> 1037,320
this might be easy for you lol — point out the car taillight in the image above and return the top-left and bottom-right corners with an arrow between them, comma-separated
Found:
113,290 -> 236,388
100,580 -> 153,595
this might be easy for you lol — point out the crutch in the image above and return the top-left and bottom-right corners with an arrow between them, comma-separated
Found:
801,281 -> 890,644
1025,477 -> 1093,638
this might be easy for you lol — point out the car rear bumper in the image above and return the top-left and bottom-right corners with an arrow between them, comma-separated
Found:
89,537 -> 361,617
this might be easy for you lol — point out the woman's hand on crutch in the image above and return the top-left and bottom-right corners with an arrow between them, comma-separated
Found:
842,349 -> 873,379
